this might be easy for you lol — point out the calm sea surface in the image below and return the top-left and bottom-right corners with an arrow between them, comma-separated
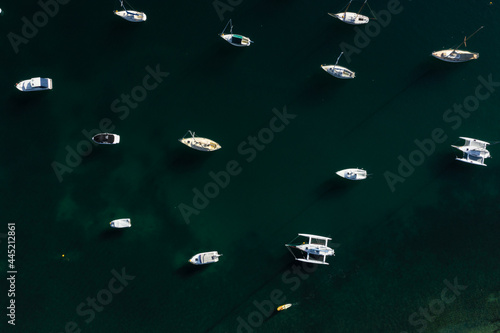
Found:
1,0 -> 500,332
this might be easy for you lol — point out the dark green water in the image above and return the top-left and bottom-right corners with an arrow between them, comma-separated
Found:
1,0 -> 500,332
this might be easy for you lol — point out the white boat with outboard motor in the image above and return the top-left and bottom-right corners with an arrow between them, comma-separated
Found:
92,133 -> 120,145
114,0 -> 146,22
219,19 -> 253,47
321,52 -> 355,79
110,218 -> 131,228
189,251 -> 222,265
328,0 -> 370,25
285,234 -> 335,265
432,26 -> 483,63
16,77 -> 52,91
451,137 -> 491,166
336,168 -> 367,180
179,130 -> 221,152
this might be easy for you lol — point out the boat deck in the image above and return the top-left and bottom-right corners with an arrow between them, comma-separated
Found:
94,134 -> 115,143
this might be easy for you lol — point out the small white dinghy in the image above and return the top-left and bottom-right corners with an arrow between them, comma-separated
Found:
336,168 -> 367,180
92,133 -> 120,145
322,52 -> 355,79
328,0 -> 370,25
179,130 -> 221,152
189,251 -> 222,265
220,19 -> 253,47
432,26 -> 483,63
114,0 -> 146,22
16,77 -> 52,91
110,218 -> 131,228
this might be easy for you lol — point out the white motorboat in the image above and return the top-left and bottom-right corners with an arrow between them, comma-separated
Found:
219,19 -> 253,47
451,137 -> 491,166
114,0 -> 146,22
110,218 -> 131,228
277,304 -> 292,311
336,168 -> 367,180
179,130 -> 221,152
285,234 -> 335,265
15,77 -> 52,91
328,0 -> 370,25
189,251 -> 222,265
92,133 -> 120,145
321,52 -> 355,79
432,26 -> 483,63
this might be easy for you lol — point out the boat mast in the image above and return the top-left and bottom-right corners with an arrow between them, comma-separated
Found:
119,0 -> 131,14
344,0 -> 352,16
454,26 -> 484,51
335,52 -> 344,66
221,19 -> 231,35
357,0 -> 367,16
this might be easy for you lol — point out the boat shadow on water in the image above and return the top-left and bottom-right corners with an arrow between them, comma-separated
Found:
6,93 -> 47,113
407,58 -> 465,88
192,44 -> 242,76
315,178 -> 354,199
294,72 -> 345,108
167,147 -> 213,174
99,228 -> 125,240
174,263 -> 210,278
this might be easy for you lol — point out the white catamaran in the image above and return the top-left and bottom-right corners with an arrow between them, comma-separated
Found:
285,234 -> 335,265
219,19 -> 253,47
179,130 -> 221,152
451,137 -> 491,166
432,26 -> 483,63
321,52 -> 356,79
114,0 -> 147,22
328,0 -> 370,25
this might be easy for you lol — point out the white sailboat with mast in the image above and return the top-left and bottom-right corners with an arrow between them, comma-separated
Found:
219,19 -> 253,47
179,130 -> 221,152
321,52 -> 355,79
114,0 -> 147,22
432,26 -> 483,63
328,0 -> 370,25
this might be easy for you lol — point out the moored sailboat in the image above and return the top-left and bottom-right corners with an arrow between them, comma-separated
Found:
219,19 -> 253,47
432,26 -> 483,63
114,0 -> 146,22
321,52 -> 355,79
179,130 -> 221,152
328,0 -> 370,25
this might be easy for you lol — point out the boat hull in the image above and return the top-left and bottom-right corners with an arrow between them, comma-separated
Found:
431,49 -> 479,62
220,34 -> 252,47
321,65 -> 355,79
92,133 -> 120,145
277,304 -> 292,311
189,251 -> 222,265
110,218 -> 131,228
179,137 -> 221,151
336,168 -> 367,180
329,12 -> 369,25
16,77 -> 53,91
114,10 -> 147,22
